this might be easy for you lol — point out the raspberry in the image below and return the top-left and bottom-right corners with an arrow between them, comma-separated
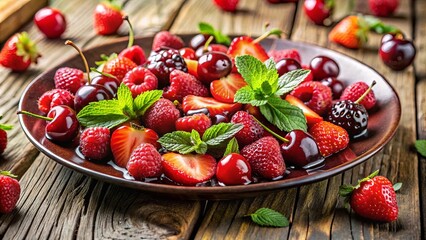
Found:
146,48 -> 188,87
340,81 -> 376,110
290,81 -> 332,116
127,143 -> 162,180
240,136 -> 285,179
302,65 -> 314,82
163,70 -> 209,102
122,66 -> 158,98
175,113 -> 212,135
103,56 -> 137,82
143,98 -> 180,135
268,49 -> 302,63
230,111 -> 264,146
54,67 -> 85,94
309,121 -> 349,157
38,89 -> 75,114
152,31 -> 185,51
80,127 -> 111,161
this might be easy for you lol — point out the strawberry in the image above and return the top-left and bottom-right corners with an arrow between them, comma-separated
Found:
308,121 -> 349,157
127,143 -> 162,180
161,152 -> 217,185
142,98 -> 180,135
285,95 -> 323,127
0,171 -> 20,214
102,55 -> 137,82
212,0 -> 239,12
122,66 -> 158,98
268,49 -> 301,63
240,136 -> 285,179
0,32 -> 40,72
340,81 -> 376,110
152,31 -> 185,51
175,113 -> 212,135
290,81 -> 332,116
38,89 -> 75,114
339,170 -> 399,222
369,0 -> 399,17
79,127 -> 111,161
111,125 -> 160,168
93,0 -> 123,35
163,70 -> 209,102
230,111 -> 264,146
227,36 -> 269,63
182,95 -> 242,117
210,73 -> 247,103
54,67 -> 86,94
0,122 -> 13,154
328,15 -> 368,49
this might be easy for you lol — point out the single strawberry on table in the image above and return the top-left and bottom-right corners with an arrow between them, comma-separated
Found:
0,120 -> 13,154
0,171 -> 21,214
93,0 -> 124,35
328,15 -> 368,49
339,170 -> 400,222
0,32 -> 40,72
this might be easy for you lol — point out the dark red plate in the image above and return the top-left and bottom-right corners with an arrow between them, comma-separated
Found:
18,35 -> 401,200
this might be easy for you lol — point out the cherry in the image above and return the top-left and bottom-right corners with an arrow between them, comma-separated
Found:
216,153 -> 252,185
18,105 -> 79,142
276,58 -> 302,76
179,47 -> 197,60
379,33 -> 416,71
118,16 -> 146,65
303,0 -> 333,26
320,77 -> 344,99
195,44 -> 228,59
197,52 -> 232,84
189,34 -> 213,50
90,74 -> 120,97
309,55 -> 340,81
280,130 -> 324,168
34,7 -> 66,38
211,114 -> 229,125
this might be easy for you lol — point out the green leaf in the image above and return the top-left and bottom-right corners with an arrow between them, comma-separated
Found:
77,99 -> 130,128
158,131 -> 199,154
0,124 -> 13,131
415,140 -> 426,157
198,22 -> 215,34
248,208 -> 289,227
133,90 -> 163,116
202,123 -> 244,146
235,55 -> 278,91
223,137 -> 239,156
116,84 -> 135,118
261,81 -> 273,95
264,58 -> 276,71
338,184 -> 355,197
198,22 -> 231,45
393,182 -> 402,191
191,130 -> 208,154
275,69 -> 311,96
234,86 -> 256,104
259,97 -> 307,132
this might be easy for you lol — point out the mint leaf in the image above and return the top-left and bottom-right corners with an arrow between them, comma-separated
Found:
158,131 -> 200,154
223,137 -> 239,156
77,99 -> 130,128
235,55 -> 278,92
415,140 -> 426,157
275,69 -> 311,96
234,86 -> 256,104
202,123 -> 244,146
191,130 -> 208,154
198,22 -> 231,45
393,182 -> 402,191
134,90 -> 163,116
264,58 -> 276,71
259,97 -> 307,132
248,208 -> 289,227
116,84 -> 135,118
0,124 -> 13,131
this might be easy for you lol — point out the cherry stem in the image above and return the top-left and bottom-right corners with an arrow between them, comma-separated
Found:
253,28 -> 283,44
90,67 -> 118,80
17,110 -> 53,121
203,35 -> 214,52
355,80 -> 376,104
123,16 -> 134,48
252,116 -> 289,143
65,40 -> 91,84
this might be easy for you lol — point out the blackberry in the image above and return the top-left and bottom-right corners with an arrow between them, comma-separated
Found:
326,100 -> 368,138
146,48 -> 187,87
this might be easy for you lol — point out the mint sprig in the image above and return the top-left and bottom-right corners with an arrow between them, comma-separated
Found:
198,22 -> 231,45
223,137 -> 239,156
248,208 -> 289,227
234,55 -> 309,132
77,84 -> 162,128
415,140 -> 426,157
158,123 -> 243,154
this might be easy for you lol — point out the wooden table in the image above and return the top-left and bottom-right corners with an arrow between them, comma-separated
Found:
0,0 -> 424,239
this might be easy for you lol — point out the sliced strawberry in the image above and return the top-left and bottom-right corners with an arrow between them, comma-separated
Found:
184,58 -> 199,79
110,125 -> 160,168
161,152 -> 217,185
227,36 -> 269,62
210,73 -> 247,103
285,95 -> 323,126
182,95 -> 242,117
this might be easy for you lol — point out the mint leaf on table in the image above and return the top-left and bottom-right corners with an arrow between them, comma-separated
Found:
275,69 -> 310,96
134,90 -> 163,116
223,137 -> 239,156
415,140 -> 426,157
248,208 -> 289,227
202,122 -> 244,146
198,22 -> 231,45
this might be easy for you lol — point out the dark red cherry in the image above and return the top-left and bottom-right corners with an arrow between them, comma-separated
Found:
309,56 -> 340,81
46,105 -> 79,142
195,44 -> 228,59
320,77 -> 344,99
281,130 -> 324,168
74,84 -> 112,112
179,47 -> 197,60
91,75 -> 120,97
197,51 -> 232,84
189,34 -> 214,50
216,153 -> 253,185
379,33 -> 416,71
211,114 -> 229,124
276,58 -> 302,76
303,0 -> 333,26
34,7 -> 67,38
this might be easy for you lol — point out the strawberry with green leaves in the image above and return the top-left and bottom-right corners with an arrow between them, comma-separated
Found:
94,0 -> 124,35
0,32 -> 40,72
339,170 -> 400,222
